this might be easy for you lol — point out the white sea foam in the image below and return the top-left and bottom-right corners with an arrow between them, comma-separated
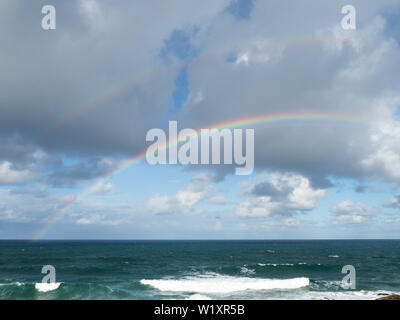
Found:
0,282 -> 23,287
35,282 -> 61,292
259,262 -> 308,267
240,266 -> 255,275
328,255 -> 340,258
185,294 -> 212,300
292,290 -> 398,300
141,274 -> 309,293
310,280 -> 342,290
265,263 -> 295,267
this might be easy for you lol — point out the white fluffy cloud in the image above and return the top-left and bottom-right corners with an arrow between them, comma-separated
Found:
89,182 -> 115,195
0,161 -> 35,185
361,116 -> 400,183
235,172 -> 326,218
70,201 -> 137,226
146,172 -> 222,215
330,200 -> 375,224
0,188 -> 75,222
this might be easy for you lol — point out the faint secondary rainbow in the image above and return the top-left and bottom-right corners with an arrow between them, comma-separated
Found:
48,33 -> 342,131
30,111 -> 368,241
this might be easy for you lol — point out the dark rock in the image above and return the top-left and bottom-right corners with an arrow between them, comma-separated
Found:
376,294 -> 400,300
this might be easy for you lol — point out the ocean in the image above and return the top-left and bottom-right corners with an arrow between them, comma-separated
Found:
0,240 -> 399,300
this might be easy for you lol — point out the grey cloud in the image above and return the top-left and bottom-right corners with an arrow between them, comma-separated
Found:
355,185 -> 367,193
9,185 -> 49,198
0,135 -> 117,186
47,157 -> 115,187
0,0 -> 230,156
177,0 -> 400,185
0,186 -> 135,228
0,188 -> 75,223
2,0 -> 400,190
384,195 -> 400,209
330,200 -> 375,224
251,181 -> 290,201
236,172 -> 326,218
145,172 -> 224,215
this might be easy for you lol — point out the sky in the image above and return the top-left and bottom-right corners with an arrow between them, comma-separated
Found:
1,0 -> 400,239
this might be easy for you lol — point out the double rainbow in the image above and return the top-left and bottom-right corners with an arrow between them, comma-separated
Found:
31,111 -> 366,241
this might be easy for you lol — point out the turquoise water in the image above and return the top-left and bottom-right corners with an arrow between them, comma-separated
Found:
1,240 -> 399,300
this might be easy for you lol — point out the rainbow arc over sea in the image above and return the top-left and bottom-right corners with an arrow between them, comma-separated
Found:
30,111 -> 367,241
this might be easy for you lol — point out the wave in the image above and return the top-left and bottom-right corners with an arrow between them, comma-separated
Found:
185,294 -> 212,300
34,282 -> 62,292
328,255 -> 340,258
0,282 -> 126,299
257,262 -> 309,267
0,282 -> 23,287
140,273 -> 309,293
1,280 -> 397,300
293,290 -> 399,300
240,266 -> 255,275
265,263 -> 294,267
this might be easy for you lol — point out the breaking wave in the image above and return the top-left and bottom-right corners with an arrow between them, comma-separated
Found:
140,273 -> 309,293
35,282 -> 62,292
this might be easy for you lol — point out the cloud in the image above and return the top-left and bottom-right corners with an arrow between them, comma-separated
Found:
76,216 -> 99,225
0,183 -> 134,228
0,161 -> 36,185
146,195 -> 172,215
0,0 -> 230,157
330,200 -> 375,224
251,180 -> 291,200
0,136 -> 46,166
65,199 -> 139,226
177,1 -> 400,185
208,194 -> 230,205
355,185 -> 368,193
89,182 -> 115,195
2,0 -> 400,189
361,117 -> 400,183
0,188 -> 76,223
384,195 -> 400,209
47,157 -> 115,186
3,1 -> 400,238
146,172 -> 222,214
236,172 -> 326,218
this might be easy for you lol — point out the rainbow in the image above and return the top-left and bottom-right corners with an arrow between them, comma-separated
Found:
48,33 -> 341,131
30,111 -> 367,241
48,61 -> 183,131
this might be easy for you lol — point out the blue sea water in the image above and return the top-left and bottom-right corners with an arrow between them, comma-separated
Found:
0,240 -> 399,300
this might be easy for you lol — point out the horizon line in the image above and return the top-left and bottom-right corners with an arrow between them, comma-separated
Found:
1,238 -> 399,241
